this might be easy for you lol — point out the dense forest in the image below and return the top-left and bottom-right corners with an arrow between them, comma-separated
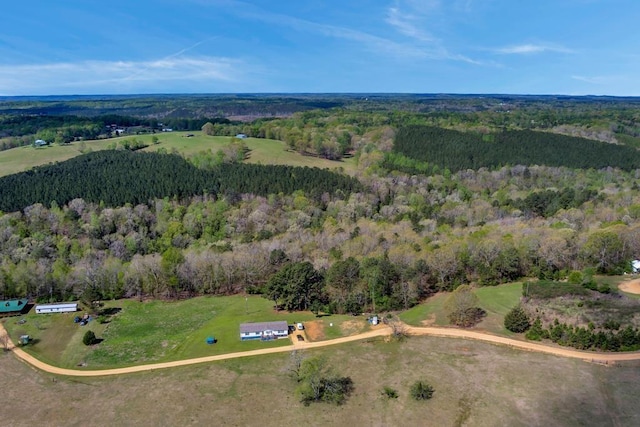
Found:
0,150 -> 361,212
392,126 -> 640,172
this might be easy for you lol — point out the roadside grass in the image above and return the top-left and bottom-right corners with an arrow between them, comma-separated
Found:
6,295 -> 373,369
399,282 -> 523,335
0,132 -> 357,177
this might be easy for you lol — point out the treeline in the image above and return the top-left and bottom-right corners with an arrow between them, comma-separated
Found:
0,150 -> 362,212
526,318 -> 640,352
393,126 -> 640,172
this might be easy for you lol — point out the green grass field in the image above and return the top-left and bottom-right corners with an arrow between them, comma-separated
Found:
0,132 -> 357,178
5,295 -> 369,369
399,282 -> 523,334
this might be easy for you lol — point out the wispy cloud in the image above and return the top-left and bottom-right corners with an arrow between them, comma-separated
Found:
193,0 -> 480,63
386,6 -> 436,43
495,43 -> 574,55
0,56 -> 243,95
384,0 -> 483,64
571,74 -> 618,85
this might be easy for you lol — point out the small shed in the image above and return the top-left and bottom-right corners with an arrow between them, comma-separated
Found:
632,260 -> 640,274
35,303 -> 78,314
34,139 -> 47,146
19,335 -> 30,345
240,321 -> 289,341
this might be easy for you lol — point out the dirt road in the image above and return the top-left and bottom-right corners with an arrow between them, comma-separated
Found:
2,322 -> 639,378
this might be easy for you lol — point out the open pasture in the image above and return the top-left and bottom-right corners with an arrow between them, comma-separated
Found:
1,333 -> 638,426
0,132 -> 356,178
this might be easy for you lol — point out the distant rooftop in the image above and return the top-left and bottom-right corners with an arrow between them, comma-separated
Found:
0,298 -> 28,314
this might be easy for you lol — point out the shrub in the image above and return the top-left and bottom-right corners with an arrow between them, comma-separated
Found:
83,330 -> 97,346
504,306 -> 531,333
410,381 -> 435,401
445,285 -> 486,327
382,386 -> 398,399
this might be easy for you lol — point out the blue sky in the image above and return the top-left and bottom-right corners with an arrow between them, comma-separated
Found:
1,0 -> 639,95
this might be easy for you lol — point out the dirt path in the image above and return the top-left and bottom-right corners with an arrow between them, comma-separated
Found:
618,278 -> 640,295
2,322 -> 640,378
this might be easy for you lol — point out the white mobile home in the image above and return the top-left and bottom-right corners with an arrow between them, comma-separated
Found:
35,303 -> 78,314
240,321 -> 289,341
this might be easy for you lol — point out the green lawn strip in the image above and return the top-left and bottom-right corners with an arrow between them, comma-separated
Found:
473,282 -> 523,334
399,293 -> 449,326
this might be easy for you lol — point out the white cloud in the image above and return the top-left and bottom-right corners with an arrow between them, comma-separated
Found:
0,56 -> 244,95
495,43 -> 574,55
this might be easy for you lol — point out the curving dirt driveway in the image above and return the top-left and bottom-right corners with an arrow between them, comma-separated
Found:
2,322 -> 640,378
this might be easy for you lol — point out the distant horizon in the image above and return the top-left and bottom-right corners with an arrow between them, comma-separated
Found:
2,1 -> 639,96
2,92 -> 640,100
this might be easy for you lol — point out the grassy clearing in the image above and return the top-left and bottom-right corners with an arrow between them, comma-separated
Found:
399,282 -> 523,334
399,293 -> 449,326
0,132 -> 357,178
5,295 -> 370,369
2,334 -> 639,426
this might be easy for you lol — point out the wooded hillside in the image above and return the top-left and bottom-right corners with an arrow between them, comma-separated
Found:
392,126 -> 640,172
0,150 -> 362,212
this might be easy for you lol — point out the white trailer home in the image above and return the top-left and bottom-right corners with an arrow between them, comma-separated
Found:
35,303 -> 78,314
239,321 -> 289,341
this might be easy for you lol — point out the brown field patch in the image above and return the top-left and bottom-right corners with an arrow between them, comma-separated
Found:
619,278 -> 640,295
420,313 -> 437,326
340,319 -> 366,336
304,320 -> 325,341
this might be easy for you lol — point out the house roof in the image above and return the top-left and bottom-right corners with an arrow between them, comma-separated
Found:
240,321 -> 288,333
0,299 -> 28,314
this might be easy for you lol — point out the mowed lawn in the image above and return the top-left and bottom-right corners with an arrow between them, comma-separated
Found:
5,295 -> 370,369
399,282 -> 523,335
0,132 -> 357,177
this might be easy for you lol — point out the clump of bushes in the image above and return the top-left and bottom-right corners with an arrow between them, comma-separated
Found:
504,305 -> 531,333
381,386 -> 398,399
410,381 -> 435,401
82,330 -> 98,346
